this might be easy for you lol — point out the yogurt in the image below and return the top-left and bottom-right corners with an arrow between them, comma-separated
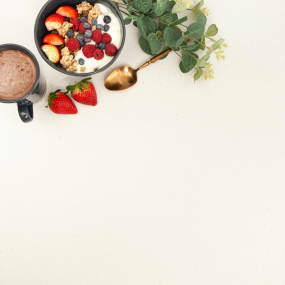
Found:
74,3 -> 122,73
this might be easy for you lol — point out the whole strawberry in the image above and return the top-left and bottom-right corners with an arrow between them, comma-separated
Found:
67,78 -> 97,106
49,90 -> 78,114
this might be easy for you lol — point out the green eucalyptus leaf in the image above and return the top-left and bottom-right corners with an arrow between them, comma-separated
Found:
133,0 -> 152,13
169,16 -> 188,27
137,16 -> 158,39
147,33 -> 163,54
154,0 -> 169,16
206,24 -> 218,37
197,13 -> 207,25
187,22 -> 205,40
172,2 -> 188,13
164,26 -> 182,48
160,13 -> 178,25
139,36 -> 153,55
182,42 -> 201,51
124,16 -> 132,25
192,0 -> 204,18
180,51 -> 198,73
194,68 -> 203,80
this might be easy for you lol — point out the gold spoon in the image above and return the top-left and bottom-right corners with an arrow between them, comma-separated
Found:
104,49 -> 171,91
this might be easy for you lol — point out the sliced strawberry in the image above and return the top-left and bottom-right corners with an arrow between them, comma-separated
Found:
56,6 -> 78,19
41,44 -> 60,63
67,78 -> 97,106
49,90 -> 78,114
45,13 -> 64,31
43,33 -> 65,45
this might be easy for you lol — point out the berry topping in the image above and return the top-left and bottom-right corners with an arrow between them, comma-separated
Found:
96,24 -> 104,30
83,22 -> 91,29
104,15 -> 111,24
105,43 -> 118,57
102,33 -> 112,44
56,6 -> 78,19
78,58 -> 85,65
66,29 -> 75,38
98,42 -> 106,50
64,16 -> 70,22
91,18 -> 98,26
82,45 -> 96,58
45,14 -> 64,31
66,38 -> 80,52
92,29 -> 102,43
80,17 -> 88,22
85,37 -> 92,43
94,48 -> 104,60
85,30 -> 92,38
43,33 -> 65,46
103,25 -> 110,32
41,45 -> 60,63
70,18 -> 80,31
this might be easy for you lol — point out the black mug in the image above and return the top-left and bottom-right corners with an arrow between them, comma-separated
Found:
0,44 -> 46,123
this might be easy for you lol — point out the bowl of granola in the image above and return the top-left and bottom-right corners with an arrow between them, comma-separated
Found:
34,0 -> 126,76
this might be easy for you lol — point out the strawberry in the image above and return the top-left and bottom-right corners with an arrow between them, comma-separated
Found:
56,6 -> 78,19
67,78 -> 97,106
45,14 -> 64,31
48,90 -> 78,114
41,44 -> 60,63
43,33 -> 64,45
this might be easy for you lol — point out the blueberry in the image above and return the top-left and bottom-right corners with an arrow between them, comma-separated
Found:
96,43 -> 100,48
83,22 -> 91,29
85,30 -> 92,38
66,29 -> 74,38
78,58 -> 85,65
64,16 -> 70,22
96,24 -> 104,30
84,37 -> 92,43
104,15 -> 111,24
98,42 -> 106,50
80,17 -> 88,22
91,18 -> 98,26
77,34 -> 85,41
103,24 -> 110,32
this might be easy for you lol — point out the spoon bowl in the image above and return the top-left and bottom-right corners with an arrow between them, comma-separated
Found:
104,49 -> 171,91
104,65 -> 138,91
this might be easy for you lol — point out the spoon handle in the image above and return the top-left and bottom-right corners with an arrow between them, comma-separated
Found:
137,49 -> 172,71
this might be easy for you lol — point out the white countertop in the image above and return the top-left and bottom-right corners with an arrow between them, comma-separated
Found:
1,0 -> 285,284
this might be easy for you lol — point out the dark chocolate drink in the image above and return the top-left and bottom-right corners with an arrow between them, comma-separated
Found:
0,50 -> 37,101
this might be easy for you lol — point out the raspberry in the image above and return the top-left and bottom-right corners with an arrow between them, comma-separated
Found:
82,45 -> 96,58
66,38 -> 80,52
105,43 -> 118,57
102,33 -> 112,44
70,18 -> 80,31
92,29 -> 102,43
79,22 -> 87,33
94,48 -> 104,60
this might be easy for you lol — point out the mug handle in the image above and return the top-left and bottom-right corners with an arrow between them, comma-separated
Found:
17,99 -> 33,123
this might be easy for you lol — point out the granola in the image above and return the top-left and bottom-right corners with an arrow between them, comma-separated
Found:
67,60 -> 78,72
57,21 -> 73,37
77,1 -> 93,16
60,54 -> 74,69
88,4 -> 101,24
